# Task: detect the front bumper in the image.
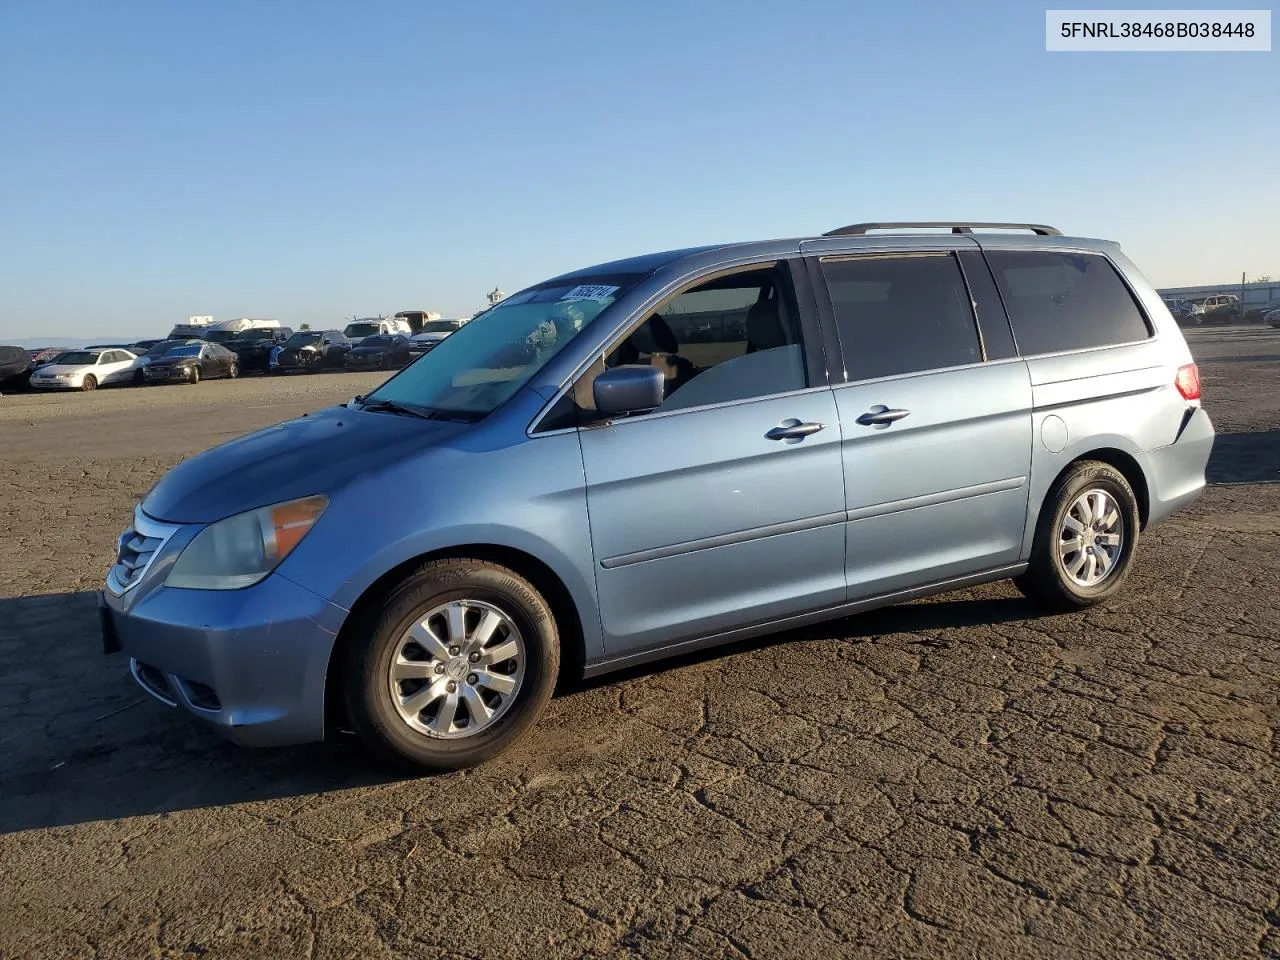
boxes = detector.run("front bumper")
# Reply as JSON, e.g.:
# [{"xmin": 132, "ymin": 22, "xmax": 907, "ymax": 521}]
[
  {"xmin": 29, "ymin": 377, "xmax": 75, "ymax": 389},
  {"xmin": 144, "ymin": 367, "xmax": 193, "ymax": 382},
  {"xmin": 102, "ymin": 572, "xmax": 348, "ymax": 746}
]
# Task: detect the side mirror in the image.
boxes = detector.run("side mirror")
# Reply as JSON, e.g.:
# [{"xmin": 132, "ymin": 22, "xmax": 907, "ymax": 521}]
[{"xmin": 594, "ymin": 365, "xmax": 664, "ymax": 415}]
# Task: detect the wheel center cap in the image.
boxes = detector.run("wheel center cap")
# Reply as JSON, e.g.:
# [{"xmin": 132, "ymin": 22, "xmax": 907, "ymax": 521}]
[{"xmin": 446, "ymin": 658, "xmax": 469, "ymax": 681}]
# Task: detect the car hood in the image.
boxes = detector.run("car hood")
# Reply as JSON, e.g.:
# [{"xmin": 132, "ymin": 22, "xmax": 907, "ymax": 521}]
[
  {"xmin": 413, "ymin": 333, "xmax": 449, "ymax": 343},
  {"xmin": 32, "ymin": 363, "xmax": 90, "ymax": 376},
  {"xmin": 148, "ymin": 356, "xmax": 198, "ymax": 367},
  {"xmin": 143, "ymin": 404, "xmax": 470, "ymax": 523}
]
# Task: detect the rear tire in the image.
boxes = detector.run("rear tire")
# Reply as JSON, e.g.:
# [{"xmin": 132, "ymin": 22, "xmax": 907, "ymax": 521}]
[
  {"xmin": 189, "ymin": 366, "xmax": 200, "ymax": 385},
  {"xmin": 81, "ymin": 375, "xmax": 97, "ymax": 392},
  {"xmin": 342, "ymin": 559, "xmax": 560, "ymax": 770},
  {"xmin": 1015, "ymin": 460, "xmax": 1139, "ymax": 612}
]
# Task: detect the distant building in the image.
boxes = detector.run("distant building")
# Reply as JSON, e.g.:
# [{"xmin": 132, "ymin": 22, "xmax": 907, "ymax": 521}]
[{"xmin": 487, "ymin": 287, "xmax": 505, "ymax": 306}]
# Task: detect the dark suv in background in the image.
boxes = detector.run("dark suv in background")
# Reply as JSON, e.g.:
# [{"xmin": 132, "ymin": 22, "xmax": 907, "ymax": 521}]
[{"xmin": 224, "ymin": 327, "xmax": 294, "ymax": 374}]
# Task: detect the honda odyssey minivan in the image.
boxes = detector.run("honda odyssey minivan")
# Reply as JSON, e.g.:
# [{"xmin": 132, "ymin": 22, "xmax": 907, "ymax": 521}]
[{"xmin": 101, "ymin": 221, "xmax": 1215, "ymax": 769}]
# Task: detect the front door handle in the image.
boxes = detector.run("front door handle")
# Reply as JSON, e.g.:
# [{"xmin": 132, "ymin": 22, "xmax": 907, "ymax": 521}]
[
  {"xmin": 856, "ymin": 406, "xmax": 911, "ymax": 428},
  {"xmin": 766, "ymin": 419, "xmax": 825, "ymax": 441}
]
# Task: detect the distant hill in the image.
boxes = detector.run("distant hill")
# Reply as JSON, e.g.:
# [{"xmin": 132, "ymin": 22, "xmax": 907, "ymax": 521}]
[{"xmin": 1, "ymin": 336, "xmax": 143, "ymax": 349}]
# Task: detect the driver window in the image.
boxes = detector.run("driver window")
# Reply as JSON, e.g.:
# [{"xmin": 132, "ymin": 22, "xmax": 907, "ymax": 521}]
[{"xmin": 577, "ymin": 265, "xmax": 808, "ymax": 416}]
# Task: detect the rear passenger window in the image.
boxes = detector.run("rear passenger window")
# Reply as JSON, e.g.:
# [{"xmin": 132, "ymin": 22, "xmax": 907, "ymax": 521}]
[
  {"xmin": 821, "ymin": 253, "xmax": 982, "ymax": 381},
  {"xmin": 984, "ymin": 250, "xmax": 1152, "ymax": 355}
]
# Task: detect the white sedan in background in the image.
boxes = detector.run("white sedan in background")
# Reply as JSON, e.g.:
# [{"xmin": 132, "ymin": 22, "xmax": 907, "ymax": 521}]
[{"xmin": 28, "ymin": 348, "xmax": 138, "ymax": 391}]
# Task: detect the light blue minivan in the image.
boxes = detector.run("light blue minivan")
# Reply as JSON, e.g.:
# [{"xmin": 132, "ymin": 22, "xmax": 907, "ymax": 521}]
[{"xmin": 101, "ymin": 222, "xmax": 1214, "ymax": 769}]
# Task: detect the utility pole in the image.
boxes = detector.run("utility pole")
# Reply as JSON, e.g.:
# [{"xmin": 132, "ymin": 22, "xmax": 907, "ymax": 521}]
[{"xmin": 1240, "ymin": 271, "xmax": 1247, "ymax": 325}]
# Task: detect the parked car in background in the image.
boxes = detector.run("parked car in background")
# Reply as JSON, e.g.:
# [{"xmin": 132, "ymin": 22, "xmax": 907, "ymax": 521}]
[
  {"xmin": 1186, "ymin": 294, "xmax": 1240, "ymax": 324},
  {"xmin": 168, "ymin": 316, "xmax": 216, "ymax": 339},
  {"xmin": 101, "ymin": 221, "xmax": 1215, "ymax": 771},
  {"xmin": 224, "ymin": 327, "xmax": 294, "ymax": 374},
  {"xmin": 394, "ymin": 310, "xmax": 441, "ymax": 334},
  {"xmin": 1265, "ymin": 305, "xmax": 1280, "ymax": 328},
  {"xmin": 0, "ymin": 345, "xmax": 35, "ymax": 393},
  {"xmin": 408, "ymin": 318, "xmax": 468, "ymax": 355},
  {"xmin": 128, "ymin": 338, "xmax": 203, "ymax": 384},
  {"xmin": 132, "ymin": 339, "xmax": 166, "ymax": 353},
  {"xmin": 28, "ymin": 347, "xmax": 64, "ymax": 367},
  {"xmin": 143, "ymin": 342, "xmax": 240, "ymax": 385},
  {"xmin": 343, "ymin": 333, "xmax": 413, "ymax": 370},
  {"xmin": 29, "ymin": 348, "xmax": 138, "ymax": 391},
  {"xmin": 343, "ymin": 318, "xmax": 412, "ymax": 344},
  {"xmin": 201, "ymin": 318, "xmax": 283, "ymax": 345},
  {"xmin": 271, "ymin": 330, "xmax": 352, "ymax": 373}
]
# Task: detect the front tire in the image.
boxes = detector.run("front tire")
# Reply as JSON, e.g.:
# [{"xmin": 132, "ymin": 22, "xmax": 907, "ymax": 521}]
[
  {"xmin": 227, "ymin": 362, "xmax": 239, "ymax": 379},
  {"xmin": 342, "ymin": 559, "xmax": 560, "ymax": 770},
  {"xmin": 189, "ymin": 366, "xmax": 200, "ymax": 385},
  {"xmin": 81, "ymin": 375, "xmax": 97, "ymax": 392},
  {"xmin": 1015, "ymin": 460, "xmax": 1139, "ymax": 612}
]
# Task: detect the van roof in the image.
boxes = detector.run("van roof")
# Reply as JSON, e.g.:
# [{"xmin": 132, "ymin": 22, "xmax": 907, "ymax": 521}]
[{"xmin": 545, "ymin": 223, "xmax": 1112, "ymax": 286}]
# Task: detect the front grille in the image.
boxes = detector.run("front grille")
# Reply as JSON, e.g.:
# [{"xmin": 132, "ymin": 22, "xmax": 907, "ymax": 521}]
[{"xmin": 107, "ymin": 505, "xmax": 179, "ymax": 595}]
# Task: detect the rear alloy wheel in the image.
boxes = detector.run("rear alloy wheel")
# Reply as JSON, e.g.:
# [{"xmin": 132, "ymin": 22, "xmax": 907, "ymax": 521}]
[
  {"xmin": 81, "ymin": 374, "xmax": 97, "ymax": 392},
  {"xmin": 1015, "ymin": 460, "xmax": 1139, "ymax": 611},
  {"xmin": 343, "ymin": 559, "xmax": 559, "ymax": 770},
  {"xmin": 227, "ymin": 362, "xmax": 239, "ymax": 379}
]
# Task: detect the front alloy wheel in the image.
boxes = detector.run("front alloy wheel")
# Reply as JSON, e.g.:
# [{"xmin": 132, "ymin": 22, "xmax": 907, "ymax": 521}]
[
  {"xmin": 344, "ymin": 558, "xmax": 559, "ymax": 769},
  {"xmin": 389, "ymin": 600, "xmax": 525, "ymax": 739}
]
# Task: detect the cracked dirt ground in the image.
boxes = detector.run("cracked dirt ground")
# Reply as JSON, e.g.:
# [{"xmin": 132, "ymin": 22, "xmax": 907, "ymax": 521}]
[{"xmin": 1, "ymin": 328, "xmax": 1277, "ymax": 959}]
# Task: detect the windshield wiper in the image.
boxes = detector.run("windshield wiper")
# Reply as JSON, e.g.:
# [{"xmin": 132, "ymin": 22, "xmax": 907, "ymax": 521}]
[{"xmin": 356, "ymin": 397, "xmax": 436, "ymax": 420}]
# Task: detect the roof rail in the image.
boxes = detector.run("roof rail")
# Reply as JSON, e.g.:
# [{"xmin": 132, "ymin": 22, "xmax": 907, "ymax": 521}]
[{"xmin": 823, "ymin": 221, "xmax": 1063, "ymax": 237}]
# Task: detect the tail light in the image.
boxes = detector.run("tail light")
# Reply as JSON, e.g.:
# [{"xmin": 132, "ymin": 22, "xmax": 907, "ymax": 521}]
[{"xmin": 1174, "ymin": 363, "xmax": 1201, "ymax": 401}]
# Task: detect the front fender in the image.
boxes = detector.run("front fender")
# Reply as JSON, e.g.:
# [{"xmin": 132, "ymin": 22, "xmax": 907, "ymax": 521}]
[{"xmin": 275, "ymin": 425, "xmax": 604, "ymax": 663}]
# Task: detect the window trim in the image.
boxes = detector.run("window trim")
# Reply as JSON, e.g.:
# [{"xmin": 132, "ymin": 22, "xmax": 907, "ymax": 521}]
[
  {"xmin": 810, "ymin": 250, "xmax": 988, "ymax": 386},
  {"xmin": 528, "ymin": 257, "xmax": 824, "ymax": 436},
  {"xmin": 978, "ymin": 247, "xmax": 1158, "ymax": 360}
]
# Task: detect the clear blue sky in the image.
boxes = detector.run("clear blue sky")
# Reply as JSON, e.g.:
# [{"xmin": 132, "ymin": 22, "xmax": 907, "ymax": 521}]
[{"xmin": 1, "ymin": 0, "xmax": 1276, "ymax": 339}]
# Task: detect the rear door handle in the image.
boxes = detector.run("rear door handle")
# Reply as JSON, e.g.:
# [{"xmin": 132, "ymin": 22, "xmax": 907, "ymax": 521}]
[
  {"xmin": 766, "ymin": 419, "xmax": 825, "ymax": 441},
  {"xmin": 856, "ymin": 406, "xmax": 911, "ymax": 427}
]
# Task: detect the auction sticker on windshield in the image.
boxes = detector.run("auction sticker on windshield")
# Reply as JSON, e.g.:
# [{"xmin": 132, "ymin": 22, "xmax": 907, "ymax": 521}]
[{"xmin": 560, "ymin": 284, "xmax": 619, "ymax": 302}]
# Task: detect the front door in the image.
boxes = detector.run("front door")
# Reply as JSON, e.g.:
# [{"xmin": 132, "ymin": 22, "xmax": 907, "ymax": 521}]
[
  {"xmin": 576, "ymin": 262, "xmax": 847, "ymax": 659},
  {"xmin": 810, "ymin": 249, "xmax": 1034, "ymax": 598}
]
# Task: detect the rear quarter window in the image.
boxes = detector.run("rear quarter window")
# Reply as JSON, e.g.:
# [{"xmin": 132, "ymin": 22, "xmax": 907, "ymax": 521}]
[{"xmin": 984, "ymin": 250, "xmax": 1153, "ymax": 355}]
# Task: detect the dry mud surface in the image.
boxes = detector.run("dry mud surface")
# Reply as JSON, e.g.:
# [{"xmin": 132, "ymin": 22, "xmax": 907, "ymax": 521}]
[{"xmin": 0, "ymin": 331, "xmax": 1277, "ymax": 959}]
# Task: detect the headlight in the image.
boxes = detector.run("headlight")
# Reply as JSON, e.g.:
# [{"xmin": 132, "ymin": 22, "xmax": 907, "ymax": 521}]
[
  {"xmin": 165, "ymin": 495, "xmax": 328, "ymax": 590},
  {"xmin": 57, "ymin": 372, "xmax": 75, "ymax": 379}
]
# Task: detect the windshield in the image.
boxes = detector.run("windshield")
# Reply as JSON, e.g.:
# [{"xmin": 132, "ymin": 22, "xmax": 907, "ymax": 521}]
[
  {"xmin": 345, "ymin": 323, "xmax": 381, "ymax": 338},
  {"xmin": 360, "ymin": 336, "xmax": 396, "ymax": 347},
  {"xmin": 232, "ymin": 328, "xmax": 275, "ymax": 342},
  {"xmin": 202, "ymin": 330, "xmax": 239, "ymax": 343},
  {"xmin": 284, "ymin": 333, "xmax": 321, "ymax": 347},
  {"xmin": 421, "ymin": 321, "xmax": 460, "ymax": 333},
  {"xmin": 56, "ymin": 351, "xmax": 100, "ymax": 365},
  {"xmin": 168, "ymin": 345, "xmax": 202, "ymax": 357},
  {"xmin": 147, "ymin": 341, "xmax": 183, "ymax": 357},
  {"xmin": 364, "ymin": 274, "xmax": 640, "ymax": 417}
]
